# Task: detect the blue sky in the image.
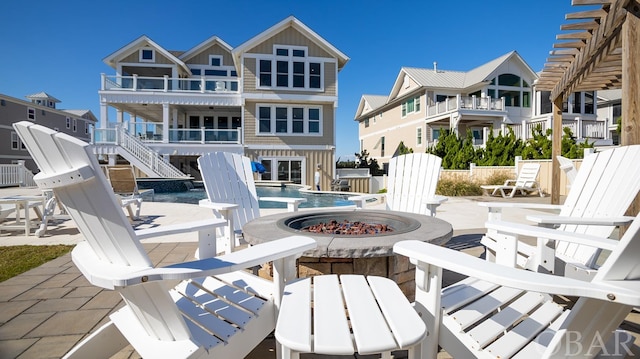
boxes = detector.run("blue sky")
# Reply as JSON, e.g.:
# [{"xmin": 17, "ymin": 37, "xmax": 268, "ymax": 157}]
[{"xmin": 0, "ymin": 0, "xmax": 578, "ymax": 160}]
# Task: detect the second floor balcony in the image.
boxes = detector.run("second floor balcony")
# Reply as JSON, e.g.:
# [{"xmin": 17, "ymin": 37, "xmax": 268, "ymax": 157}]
[
  {"xmin": 93, "ymin": 122, "xmax": 243, "ymax": 145},
  {"xmin": 100, "ymin": 74, "xmax": 239, "ymax": 94},
  {"xmin": 427, "ymin": 95, "xmax": 505, "ymax": 119}
]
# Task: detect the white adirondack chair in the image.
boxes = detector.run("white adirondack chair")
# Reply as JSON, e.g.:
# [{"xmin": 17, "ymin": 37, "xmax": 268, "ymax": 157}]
[
  {"xmin": 394, "ymin": 214, "xmax": 640, "ymax": 358},
  {"xmin": 480, "ymin": 145, "xmax": 640, "ymax": 280},
  {"xmin": 481, "ymin": 163, "xmax": 543, "ymax": 198},
  {"xmin": 350, "ymin": 153, "xmax": 447, "ymax": 216},
  {"xmin": 13, "ymin": 121, "xmax": 316, "ymax": 359},
  {"xmin": 198, "ymin": 152, "xmax": 306, "ymax": 253},
  {"xmin": 557, "ymin": 155, "xmax": 578, "ymax": 188}
]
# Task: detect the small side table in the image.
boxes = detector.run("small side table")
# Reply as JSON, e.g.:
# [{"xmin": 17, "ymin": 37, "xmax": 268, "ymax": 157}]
[
  {"xmin": 276, "ymin": 274, "xmax": 426, "ymax": 358},
  {"xmin": 0, "ymin": 195, "xmax": 44, "ymax": 236}
]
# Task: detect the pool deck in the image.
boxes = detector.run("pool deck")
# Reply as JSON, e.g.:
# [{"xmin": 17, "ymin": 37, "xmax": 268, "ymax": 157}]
[{"xmin": 0, "ymin": 186, "xmax": 638, "ymax": 358}]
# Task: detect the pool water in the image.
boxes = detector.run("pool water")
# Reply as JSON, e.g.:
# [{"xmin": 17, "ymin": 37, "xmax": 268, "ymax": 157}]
[{"xmin": 151, "ymin": 186, "xmax": 355, "ymax": 208}]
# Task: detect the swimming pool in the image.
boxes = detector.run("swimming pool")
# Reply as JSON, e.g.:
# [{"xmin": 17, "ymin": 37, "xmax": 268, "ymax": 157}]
[{"xmin": 151, "ymin": 186, "xmax": 355, "ymax": 208}]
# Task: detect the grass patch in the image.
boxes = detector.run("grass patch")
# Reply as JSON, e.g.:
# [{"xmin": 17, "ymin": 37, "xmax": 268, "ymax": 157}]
[{"xmin": 0, "ymin": 245, "xmax": 73, "ymax": 282}]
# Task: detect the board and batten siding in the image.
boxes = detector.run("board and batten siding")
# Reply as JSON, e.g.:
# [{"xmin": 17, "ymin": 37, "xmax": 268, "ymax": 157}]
[
  {"xmin": 245, "ymin": 27, "xmax": 332, "ymax": 58},
  {"xmin": 184, "ymin": 44, "xmax": 233, "ymax": 66},
  {"xmin": 243, "ymin": 102, "xmax": 334, "ymax": 146},
  {"xmin": 121, "ymin": 48, "xmax": 175, "ymax": 65},
  {"xmin": 245, "ymin": 148, "xmax": 334, "ymax": 190}
]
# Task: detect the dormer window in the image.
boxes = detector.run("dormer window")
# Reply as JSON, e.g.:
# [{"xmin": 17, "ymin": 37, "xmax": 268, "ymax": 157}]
[{"xmin": 139, "ymin": 48, "xmax": 155, "ymax": 62}]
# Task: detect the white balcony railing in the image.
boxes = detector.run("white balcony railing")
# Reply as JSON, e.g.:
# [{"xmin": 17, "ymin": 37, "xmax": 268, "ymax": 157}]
[
  {"xmin": 0, "ymin": 161, "xmax": 37, "ymax": 187},
  {"xmin": 426, "ymin": 95, "xmax": 504, "ymax": 118},
  {"xmin": 101, "ymin": 74, "xmax": 239, "ymax": 93},
  {"xmin": 509, "ymin": 116, "xmax": 607, "ymax": 141}
]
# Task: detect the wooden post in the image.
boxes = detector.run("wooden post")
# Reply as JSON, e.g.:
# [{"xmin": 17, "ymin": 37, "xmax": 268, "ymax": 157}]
[
  {"xmin": 622, "ymin": 3, "xmax": 640, "ymax": 223},
  {"xmin": 621, "ymin": 2, "xmax": 640, "ymax": 146},
  {"xmin": 551, "ymin": 95, "xmax": 563, "ymax": 204}
]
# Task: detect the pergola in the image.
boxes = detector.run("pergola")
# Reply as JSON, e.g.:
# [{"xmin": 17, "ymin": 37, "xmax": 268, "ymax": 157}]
[{"xmin": 535, "ymin": 0, "xmax": 640, "ymax": 205}]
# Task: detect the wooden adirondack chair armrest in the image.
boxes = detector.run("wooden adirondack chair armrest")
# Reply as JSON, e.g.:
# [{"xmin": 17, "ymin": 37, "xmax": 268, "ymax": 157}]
[
  {"xmin": 526, "ymin": 215, "xmax": 635, "ymax": 227},
  {"xmin": 485, "ymin": 220, "xmax": 618, "ymax": 251},
  {"xmin": 258, "ymin": 197, "xmax": 307, "ymax": 212},
  {"xmin": 393, "ymin": 240, "xmax": 640, "ymax": 306},
  {"xmin": 198, "ymin": 199, "xmax": 239, "ymax": 212},
  {"xmin": 73, "ymin": 236, "xmax": 317, "ymax": 289},
  {"xmin": 348, "ymin": 194, "xmax": 378, "ymax": 209},
  {"xmin": 135, "ymin": 218, "xmax": 226, "ymax": 240}
]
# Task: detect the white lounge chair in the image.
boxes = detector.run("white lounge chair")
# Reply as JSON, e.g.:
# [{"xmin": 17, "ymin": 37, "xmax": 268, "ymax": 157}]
[
  {"xmin": 350, "ymin": 153, "xmax": 448, "ymax": 216},
  {"xmin": 394, "ymin": 213, "xmax": 640, "ymax": 358},
  {"xmin": 198, "ymin": 152, "xmax": 306, "ymax": 253},
  {"xmin": 14, "ymin": 121, "xmax": 316, "ymax": 359},
  {"xmin": 479, "ymin": 145, "xmax": 640, "ymax": 280},
  {"xmin": 481, "ymin": 162, "xmax": 544, "ymax": 198}
]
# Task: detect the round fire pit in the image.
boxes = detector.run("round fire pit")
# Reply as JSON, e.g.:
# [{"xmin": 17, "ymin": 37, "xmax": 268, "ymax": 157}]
[
  {"xmin": 244, "ymin": 209, "xmax": 452, "ymax": 258},
  {"xmin": 242, "ymin": 209, "xmax": 453, "ymax": 299}
]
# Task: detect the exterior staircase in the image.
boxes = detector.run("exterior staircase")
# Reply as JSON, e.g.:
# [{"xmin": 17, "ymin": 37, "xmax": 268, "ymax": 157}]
[{"xmin": 92, "ymin": 124, "xmax": 188, "ymax": 178}]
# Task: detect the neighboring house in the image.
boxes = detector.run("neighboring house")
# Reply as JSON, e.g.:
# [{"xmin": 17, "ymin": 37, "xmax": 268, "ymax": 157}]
[
  {"xmin": 596, "ymin": 89, "xmax": 622, "ymax": 145},
  {"xmin": 354, "ymin": 51, "xmax": 609, "ymax": 167},
  {"xmin": 0, "ymin": 92, "xmax": 97, "ymax": 172},
  {"xmin": 95, "ymin": 16, "xmax": 349, "ymax": 189}
]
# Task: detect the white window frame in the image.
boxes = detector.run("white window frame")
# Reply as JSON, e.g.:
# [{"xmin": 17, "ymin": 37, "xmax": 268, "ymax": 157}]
[
  {"xmin": 139, "ymin": 48, "xmax": 155, "ymax": 62},
  {"xmin": 416, "ymin": 127, "xmax": 423, "ymax": 146},
  {"xmin": 209, "ymin": 55, "xmax": 223, "ymax": 67},
  {"xmin": 73, "ymin": 119, "xmax": 77, "ymax": 132},
  {"xmin": 259, "ymin": 156, "xmax": 306, "ymax": 185},
  {"xmin": 11, "ymin": 132, "xmax": 20, "ymax": 150},
  {"xmin": 256, "ymin": 104, "xmax": 323, "ymax": 136},
  {"xmin": 66, "ymin": 117, "xmax": 71, "ymax": 129},
  {"xmin": 255, "ymin": 45, "xmax": 324, "ymax": 91},
  {"xmin": 27, "ymin": 107, "xmax": 36, "ymax": 120},
  {"xmin": 401, "ymin": 96, "xmax": 420, "ymax": 118}
]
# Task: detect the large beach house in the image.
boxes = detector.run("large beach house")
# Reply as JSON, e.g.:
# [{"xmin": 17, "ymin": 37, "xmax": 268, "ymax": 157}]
[
  {"xmin": 94, "ymin": 16, "xmax": 349, "ymax": 189},
  {"xmin": 354, "ymin": 51, "xmax": 614, "ymax": 167}
]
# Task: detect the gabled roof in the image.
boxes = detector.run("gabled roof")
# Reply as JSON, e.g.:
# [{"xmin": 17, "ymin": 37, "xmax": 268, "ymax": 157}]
[
  {"xmin": 231, "ymin": 16, "xmax": 349, "ymax": 74},
  {"xmin": 63, "ymin": 109, "xmax": 98, "ymax": 122},
  {"xmin": 179, "ymin": 36, "xmax": 233, "ymax": 62},
  {"xmin": 26, "ymin": 92, "xmax": 60, "ymax": 103},
  {"xmin": 103, "ymin": 35, "xmax": 190, "ymax": 73},
  {"xmin": 387, "ymin": 51, "xmax": 538, "ymax": 102},
  {"xmin": 464, "ymin": 51, "xmax": 537, "ymax": 87},
  {"xmin": 354, "ymin": 95, "xmax": 388, "ymax": 120}
]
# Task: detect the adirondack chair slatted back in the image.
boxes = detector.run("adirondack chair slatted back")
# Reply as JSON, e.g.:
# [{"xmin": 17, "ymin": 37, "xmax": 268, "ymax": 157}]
[
  {"xmin": 514, "ymin": 163, "xmax": 540, "ymax": 187},
  {"xmin": 387, "ymin": 153, "xmax": 441, "ymax": 215},
  {"xmin": 198, "ymin": 152, "xmax": 260, "ymax": 232},
  {"xmin": 550, "ymin": 214, "xmax": 640, "ymax": 356},
  {"xmin": 555, "ymin": 145, "xmax": 640, "ymax": 267},
  {"xmin": 13, "ymin": 122, "xmax": 192, "ymax": 342},
  {"xmin": 13, "ymin": 122, "xmax": 150, "ymax": 267},
  {"xmin": 557, "ymin": 155, "xmax": 578, "ymax": 185}
]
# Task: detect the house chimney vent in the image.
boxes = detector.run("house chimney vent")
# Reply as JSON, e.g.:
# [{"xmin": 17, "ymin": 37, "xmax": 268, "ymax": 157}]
[{"xmin": 433, "ymin": 62, "xmax": 438, "ymax": 73}]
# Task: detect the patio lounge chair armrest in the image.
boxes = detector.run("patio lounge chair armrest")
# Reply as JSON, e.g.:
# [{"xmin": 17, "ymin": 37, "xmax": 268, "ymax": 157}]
[
  {"xmin": 477, "ymin": 202, "xmax": 563, "ymax": 211},
  {"xmin": 526, "ymin": 215, "xmax": 635, "ymax": 227},
  {"xmin": 393, "ymin": 240, "xmax": 640, "ymax": 306},
  {"xmin": 134, "ymin": 218, "xmax": 227, "ymax": 240},
  {"xmin": 348, "ymin": 194, "xmax": 378, "ymax": 209},
  {"xmin": 258, "ymin": 197, "xmax": 307, "ymax": 212},
  {"xmin": 485, "ymin": 220, "xmax": 618, "ymax": 251},
  {"xmin": 198, "ymin": 199, "xmax": 239, "ymax": 212},
  {"xmin": 73, "ymin": 236, "xmax": 317, "ymax": 289},
  {"xmin": 478, "ymin": 201, "xmax": 563, "ymax": 220},
  {"xmin": 423, "ymin": 195, "xmax": 448, "ymax": 205}
]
